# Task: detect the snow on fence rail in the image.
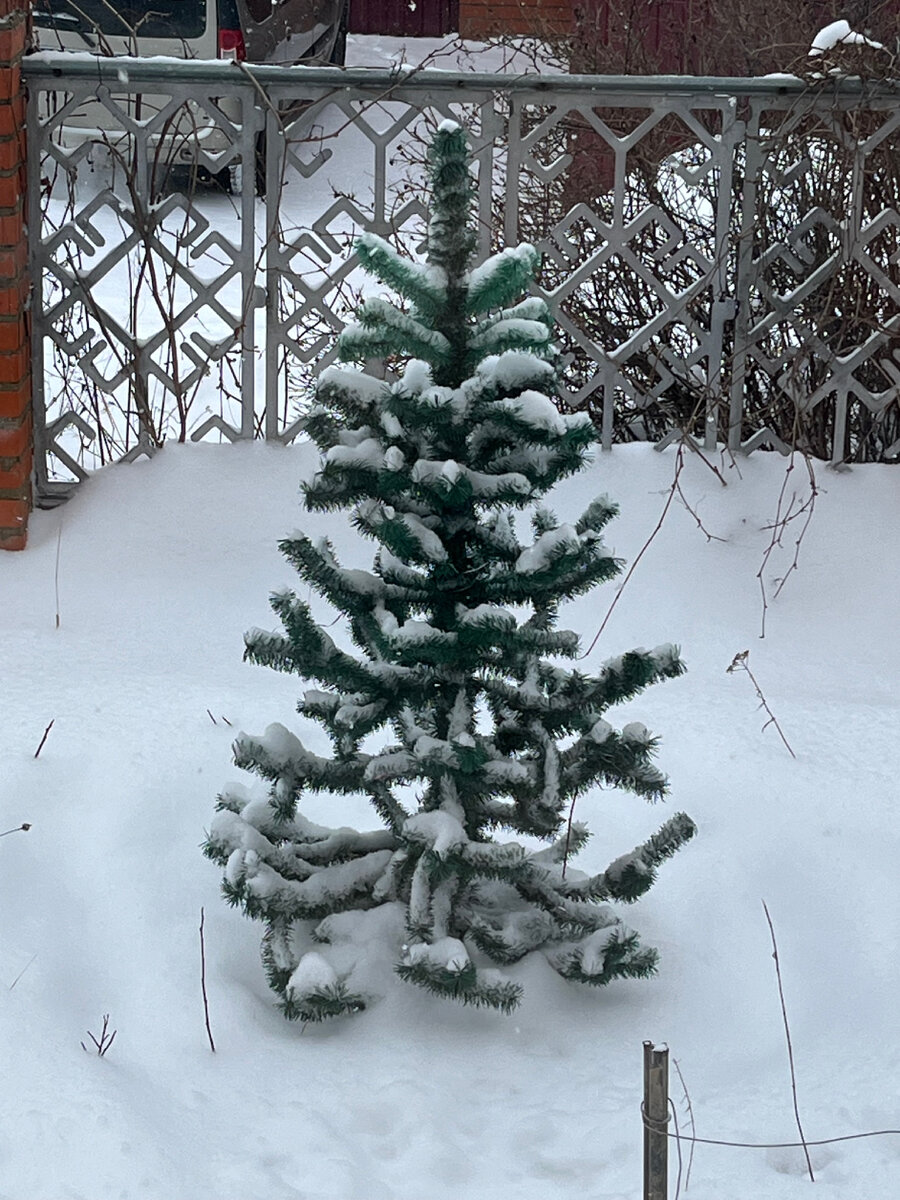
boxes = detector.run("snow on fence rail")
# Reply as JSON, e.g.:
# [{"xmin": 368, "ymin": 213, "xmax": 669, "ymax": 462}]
[{"xmin": 24, "ymin": 56, "xmax": 900, "ymax": 502}]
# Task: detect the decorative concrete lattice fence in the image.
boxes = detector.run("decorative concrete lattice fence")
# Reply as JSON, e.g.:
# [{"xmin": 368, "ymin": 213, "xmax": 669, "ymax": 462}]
[{"xmin": 7, "ymin": 39, "xmax": 900, "ymax": 547}]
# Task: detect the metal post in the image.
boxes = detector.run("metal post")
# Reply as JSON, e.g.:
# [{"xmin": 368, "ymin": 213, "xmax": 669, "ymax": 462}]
[{"xmin": 643, "ymin": 1041, "xmax": 669, "ymax": 1200}]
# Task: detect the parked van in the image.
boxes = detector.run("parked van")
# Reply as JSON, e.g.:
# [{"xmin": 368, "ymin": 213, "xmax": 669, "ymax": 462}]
[
  {"xmin": 32, "ymin": 1, "xmax": 348, "ymax": 189},
  {"xmin": 32, "ymin": 0, "xmax": 348, "ymax": 67}
]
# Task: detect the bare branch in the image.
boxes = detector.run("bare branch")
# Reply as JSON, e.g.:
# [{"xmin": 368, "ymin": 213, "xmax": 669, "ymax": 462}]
[
  {"xmin": 200, "ymin": 908, "xmax": 216, "ymax": 1053},
  {"xmin": 34, "ymin": 720, "xmax": 55, "ymax": 759},
  {"xmin": 762, "ymin": 900, "xmax": 815, "ymax": 1183},
  {"xmin": 726, "ymin": 650, "xmax": 796, "ymax": 758},
  {"xmin": 81, "ymin": 1013, "xmax": 117, "ymax": 1057}
]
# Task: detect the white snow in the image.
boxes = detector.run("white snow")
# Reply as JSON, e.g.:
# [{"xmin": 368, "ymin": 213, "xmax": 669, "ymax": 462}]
[
  {"xmin": 809, "ymin": 19, "xmax": 885, "ymax": 56},
  {"xmin": 398, "ymin": 512, "xmax": 448, "ymax": 561},
  {"xmin": 621, "ymin": 721, "xmax": 652, "ymax": 746},
  {"xmin": 515, "ymin": 522, "xmax": 581, "ymax": 573},
  {"xmin": 324, "ymin": 436, "xmax": 386, "ymax": 470},
  {"xmin": 286, "ymin": 850, "xmax": 395, "ymax": 907},
  {"xmin": 578, "ymin": 927, "xmax": 619, "ymax": 976},
  {"xmin": 393, "ymin": 618, "xmax": 456, "ymax": 648},
  {"xmin": 468, "ymin": 244, "xmax": 538, "ymax": 292},
  {"xmin": 411, "ymin": 457, "xmax": 532, "ymax": 498},
  {"xmin": 412, "ymin": 735, "xmax": 458, "ymax": 766},
  {"xmin": 333, "ymin": 698, "xmax": 383, "ymax": 727},
  {"xmin": 589, "ymin": 717, "xmax": 614, "ymax": 743},
  {"xmin": 456, "ymin": 602, "xmax": 516, "ymax": 628},
  {"xmin": 411, "ymin": 457, "xmax": 463, "ymax": 485},
  {"xmin": 286, "ymin": 951, "xmax": 338, "ymax": 997},
  {"xmin": 405, "ymin": 937, "xmax": 471, "ymax": 973},
  {"xmin": 397, "ymin": 358, "xmax": 433, "ymax": 394},
  {"xmin": 363, "ymin": 749, "xmax": 417, "ymax": 782},
  {"xmin": 4, "ymin": 440, "xmax": 900, "ymax": 1196},
  {"xmin": 470, "ymin": 315, "xmax": 552, "ymax": 350},
  {"xmin": 496, "ymin": 388, "xmax": 593, "ymax": 435},
  {"xmin": 476, "ymin": 349, "xmax": 557, "ymax": 391},
  {"xmin": 403, "ymin": 811, "xmax": 467, "ymax": 856},
  {"xmin": 317, "ymin": 364, "xmax": 387, "ymax": 404},
  {"xmin": 482, "ymin": 758, "xmax": 530, "ymax": 784}
]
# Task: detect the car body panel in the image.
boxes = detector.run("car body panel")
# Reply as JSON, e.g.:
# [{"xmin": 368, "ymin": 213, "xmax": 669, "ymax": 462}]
[{"xmin": 32, "ymin": 1, "xmax": 346, "ymax": 172}]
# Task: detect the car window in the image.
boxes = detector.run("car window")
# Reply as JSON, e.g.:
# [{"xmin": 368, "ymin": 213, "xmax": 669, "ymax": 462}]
[
  {"xmin": 244, "ymin": 0, "xmax": 272, "ymax": 20},
  {"xmin": 33, "ymin": 1, "xmax": 208, "ymax": 40}
]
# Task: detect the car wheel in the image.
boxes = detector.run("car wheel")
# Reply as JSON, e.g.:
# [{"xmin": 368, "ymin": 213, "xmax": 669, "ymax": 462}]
[
  {"xmin": 217, "ymin": 135, "xmax": 266, "ymax": 198},
  {"xmin": 330, "ymin": 2, "xmax": 349, "ymax": 67}
]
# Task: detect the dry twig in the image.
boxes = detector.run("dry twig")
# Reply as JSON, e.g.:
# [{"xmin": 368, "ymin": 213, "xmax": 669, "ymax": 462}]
[
  {"xmin": 762, "ymin": 900, "xmax": 814, "ymax": 1183},
  {"xmin": 0, "ymin": 823, "xmax": 31, "ymax": 838},
  {"xmin": 34, "ymin": 720, "xmax": 55, "ymax": 759},
  {"xmin": 81, "ymin": 1013, "xmax": 117, "ymax": 1057},
  {"xmin": 757, "ymin": 454, "xmax": 818, "ymax": 638},
  {"xmin": 8, "ymin": 953, "xmax": 37, "ymax": 991},
  {"xmin": 200, "ymin": 907, "xmax": 216, "ymax": 1052},
  {"xmin": 672, "ymin": 1056, "xmax": 697, "ymax": 1190},
  {"xmin": 54, "ymin": 522, "xmax": 62, "ymax": 629},
  {"xmin": 582, "ymin": 443, "xmax": 686, "ymax": 657},
  {"xmin": 726, "ymin": 651, "xmax": 796, "ymax": 759},
  {"xmin": 561, "ymin": 797, "xmax": 577, "ymax": 880}
]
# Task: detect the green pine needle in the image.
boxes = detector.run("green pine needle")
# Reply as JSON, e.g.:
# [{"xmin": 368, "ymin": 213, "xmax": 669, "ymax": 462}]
[{"xmin": 396, "ymin": 959, "xmax": 522, "ymax": 1014}]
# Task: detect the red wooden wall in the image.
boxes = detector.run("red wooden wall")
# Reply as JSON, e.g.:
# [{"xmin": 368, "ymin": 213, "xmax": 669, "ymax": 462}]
[
  {"xmin": 459, "ymin": 1, "xmax": 571, "ymax": 39},
  {"xmin": 348, "ymin": 0, "xmax": 459, "ymax": 37}
]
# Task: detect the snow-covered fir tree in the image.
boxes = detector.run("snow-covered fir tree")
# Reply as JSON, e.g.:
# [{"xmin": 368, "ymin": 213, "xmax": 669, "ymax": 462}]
[{"xmin": 205, "ymin": 122, "xmax": 695, "ymax": 1022}]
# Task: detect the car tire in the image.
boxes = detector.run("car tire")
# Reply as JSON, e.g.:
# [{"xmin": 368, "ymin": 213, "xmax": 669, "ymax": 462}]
[
  {"xmin": 217, "ymin": 133, "xmax": 266, "ymax": 198},
  {"xmin": 330, "ymin": 2, "xmax": 349, "ymax": 67}
]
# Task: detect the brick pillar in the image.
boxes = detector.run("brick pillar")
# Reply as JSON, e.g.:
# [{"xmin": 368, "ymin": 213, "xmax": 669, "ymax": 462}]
[{"xmin": 0, "ymin": 0, "xmax": 29, "ymax": 551}]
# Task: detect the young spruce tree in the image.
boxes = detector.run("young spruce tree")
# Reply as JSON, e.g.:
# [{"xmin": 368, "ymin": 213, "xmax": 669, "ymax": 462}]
[{"xmin": 205, "ymin": 122, "xmax": 695, "ymax": 1022}]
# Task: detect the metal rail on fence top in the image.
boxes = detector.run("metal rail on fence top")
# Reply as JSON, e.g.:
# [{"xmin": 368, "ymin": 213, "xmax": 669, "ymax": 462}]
[{"xmin": 23, "ymin": 51, "xmax": 900, "ymax": 100}]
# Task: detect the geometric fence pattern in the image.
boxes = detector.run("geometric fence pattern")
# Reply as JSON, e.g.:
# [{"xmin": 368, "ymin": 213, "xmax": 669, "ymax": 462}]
[{"xmin": 25, "ymin": 55, "xmax": 900, "ymax": 499}]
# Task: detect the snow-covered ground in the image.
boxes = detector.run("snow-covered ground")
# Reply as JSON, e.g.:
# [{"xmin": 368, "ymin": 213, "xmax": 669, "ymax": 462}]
[{"xmin": 3, "ymin": 437, "xmax": 899, "ymax": 1199}]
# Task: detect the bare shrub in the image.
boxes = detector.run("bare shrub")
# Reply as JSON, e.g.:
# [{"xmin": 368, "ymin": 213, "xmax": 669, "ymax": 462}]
[{"xmin": 483, "ymin": 1, "xmax": 900, "ymax": 463}]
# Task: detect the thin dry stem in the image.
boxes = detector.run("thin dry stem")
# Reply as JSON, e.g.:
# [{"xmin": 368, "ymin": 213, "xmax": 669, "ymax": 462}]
[
  {"xmin": 54, "ymin": 522, "xmax": 62, "ymax": 629},
  {"xmin": 34, "ymin": 720, "xmax": 55, "ymax": 759},
  {"xmin": 726, "ymin": 651, "xmax": 796, "ymax": 758},
  {"xmin": 674, "ymin": 472, "xmax": 728, "ymax": 544},
  {"xmin": 757, "ymin": 454, "xmax": 818, "ymax": 638},
  {"xmin": 81, "ymin": 1013, "xmax": 117, "ymax": 1057},
  {"xmin": 200, "ymin": 907, "xmax": 216, "ymax": 1052},
  {"xmin": 668, "ymin": 1096, "xmax": 685, "ymax": 1200},
  {"xmin": 582, "ymin": 443, "xmax": 685, "ymax": 657},
  {"xmin": 762, "ymin": 900, "xmax": 815, "ymax": 1183},
  {"xmin": 8, "ymin": 953, "xmax": 37, "ymax": 991},
  {"xmin": 560, "ymin": 797, "xmax": 577, "ymax": 880},
  {"xmin": 0, "ymin": 823, "xmax": 32, "ymax": 838},
  {"xmin": 672, "ymin": 1057, "xmax": 697, "ymax": 1190}
]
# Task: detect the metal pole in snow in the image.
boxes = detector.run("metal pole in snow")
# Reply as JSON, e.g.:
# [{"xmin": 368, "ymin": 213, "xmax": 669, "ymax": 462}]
[{"xmin": 643, "ymin": 1041, "xmax": 669, "ymax": 1200}]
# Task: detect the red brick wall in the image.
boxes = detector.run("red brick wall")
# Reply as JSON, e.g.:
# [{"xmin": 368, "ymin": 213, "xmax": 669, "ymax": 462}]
[
  {"xmin": 0, "ymin": 0, "xmax": 29, "ymax": 550},
  {"xmin": 459, "ymin": 0, "xmax": 573, "ymax": 40}
]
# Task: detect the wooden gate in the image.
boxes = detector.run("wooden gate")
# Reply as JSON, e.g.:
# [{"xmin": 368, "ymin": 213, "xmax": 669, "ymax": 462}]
[{"xmin": 348, "ymin": 0, "xmax": 459, "ymax": 37}]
